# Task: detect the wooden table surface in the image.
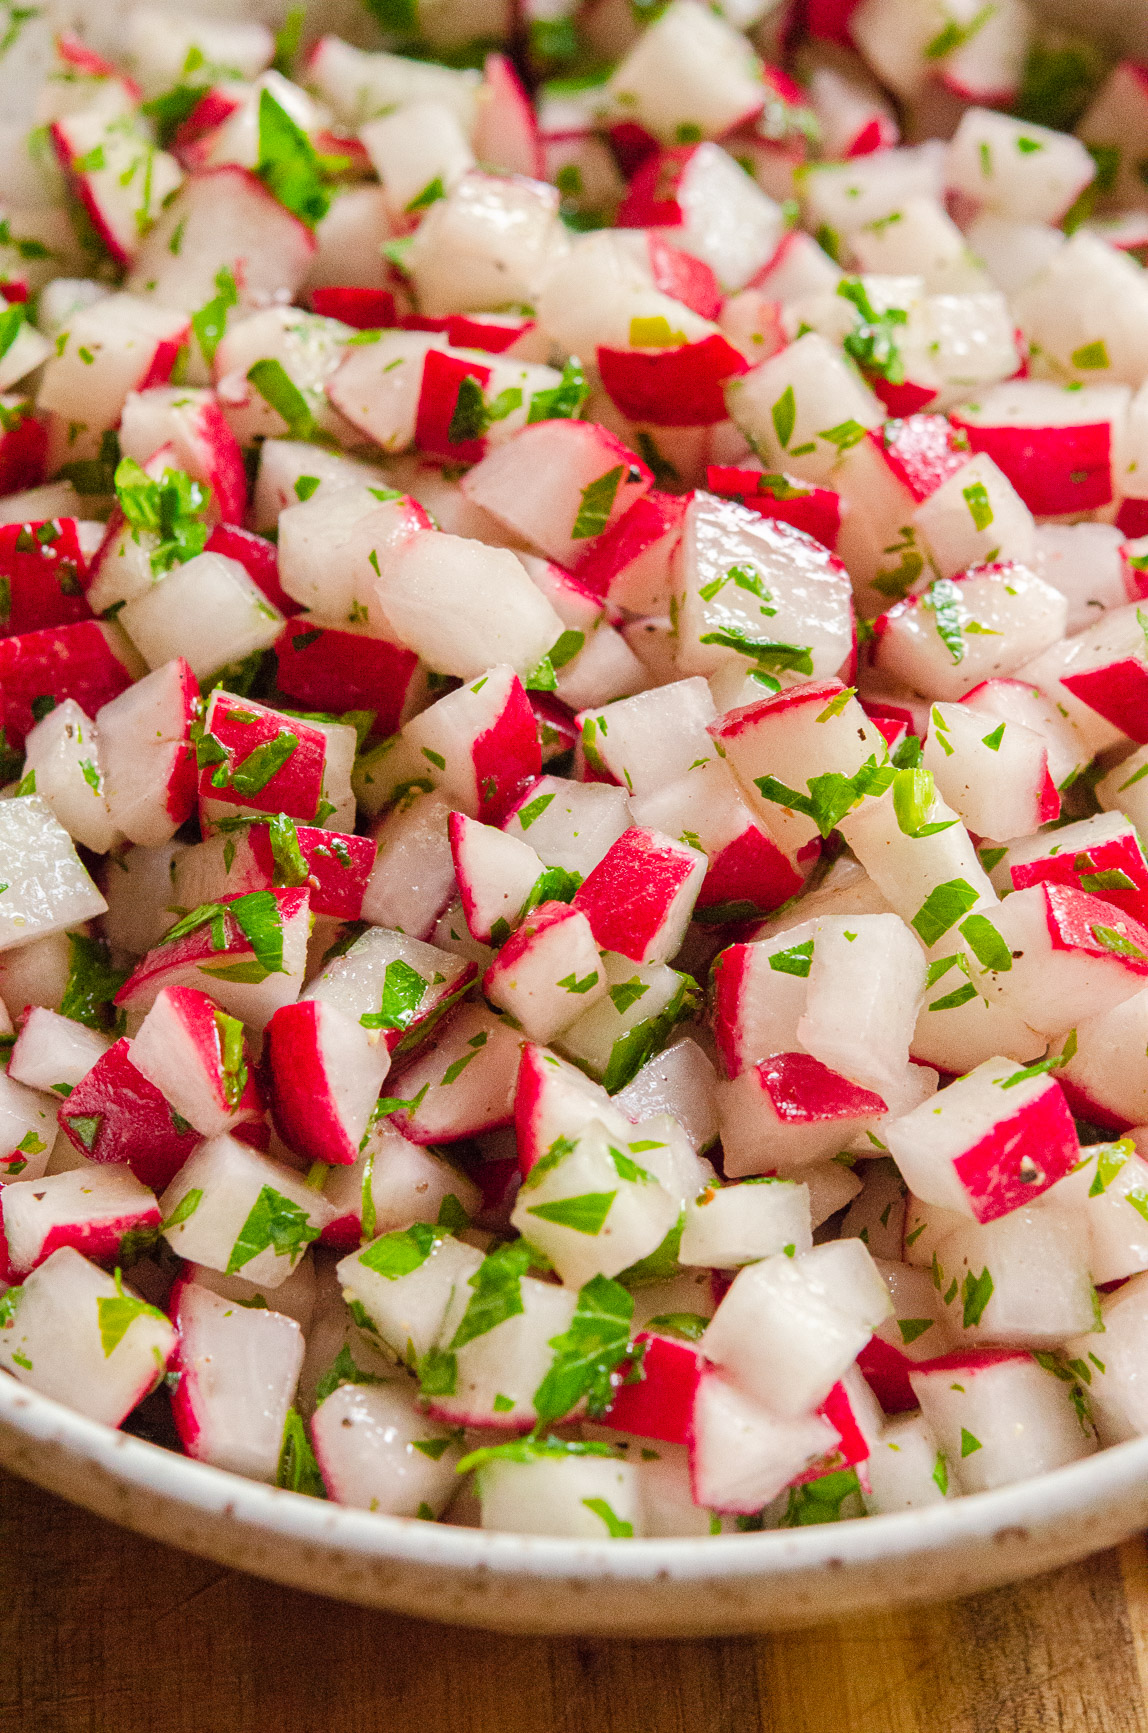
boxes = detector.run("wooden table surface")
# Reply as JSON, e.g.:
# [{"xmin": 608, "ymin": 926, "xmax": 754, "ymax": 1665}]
[{"xmin": 5, "ymin": 1467, "xmax": 1148, "ymax": 1733}]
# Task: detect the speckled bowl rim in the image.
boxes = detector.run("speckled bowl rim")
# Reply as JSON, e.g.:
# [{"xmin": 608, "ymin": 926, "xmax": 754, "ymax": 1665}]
[{"xmin": 5, "ymin": 1371, "xmax": 1148, "ymax": 1634}]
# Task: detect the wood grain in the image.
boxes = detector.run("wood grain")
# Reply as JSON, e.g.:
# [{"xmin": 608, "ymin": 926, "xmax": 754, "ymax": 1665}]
[{"xmin": 3, "ymin": 1467, "xmax": 1147, "ymax": 1733}]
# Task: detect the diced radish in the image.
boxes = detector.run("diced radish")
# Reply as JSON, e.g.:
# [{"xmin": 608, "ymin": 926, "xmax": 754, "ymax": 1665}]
[
  {"xmin": 945, "ymin": 109, "xmax": 1096, "ymax": 227},
  {"xmin": 473, "ymin": 1450, "xmax": 644, "ymax": 1538},
  {"xmin": 119, "ymin": 549, "xmax": 284, "ymax": 684},
  {"xmin": 674, "ymin": 489, "xmax": 854, "ymax": 686},
  {"xmin": 387, "ymin": 1003, "xmax": 523, "ymax": 1144},
  {"xmin": 313, "ymin": 1380, "xmax": 462, "ymax": 1515},
  {"xmin": 116, "ymin": 886, "xmax": 311, "ymax": 1033},
  {"xmin": 1, "ymin": 1164, "xmax": 159, "ymax": 1278},
  {"xmin": 700, "ymin": 1240, "xmax": 891, "ymax": 1417},
  {"xmin": 950, "ymin": 382, "xmax": 1129, "ymax": 519},
  {"xmin": 51, "ymin": 111, "xmax": 182, "ymax": 269},
  {"xmin": 359, "ymin": 792, "xmax": 458, "ymax": 937},
  {"xmin": 336, "ymin": 1228, "xmax": 484, "ymax": 1363},
  {"xmin": 0, "ymin": 792, "xmax": 107, "ymax": 950},
  {"xmin": 0, "ymin": 621, "xmax": 140, "ymax": 751},
  {"xmin": 0, "ymin": 1247, "xmax": 175, "ymax": 1426},
  {"xmin": 571, "ymin": 826, "xmax": 705, "ymax": 965},
  {"xmin": 718, "ymin": 1052, "xmax": 888, "ymax": 1176},
  {"xmin": 972, "ymin": 882, "xmax": 1148, "ymax": 1036},
  {"xmin": 96, "ymin": 657, "xmax": 198, "ymax": 847},
  {"xmin": 509, "ymin": 1115, "xmax": 679, "ymax": 1288},
  {"xmin": 931, "ymin": 1203, "xmax": 1096, "ymax": 1347},
  {"xmin": 871, "ymin": 562, "xmax": 1065, "ymax": 702},
  {"xmin": 404, "ymin": 171, "xmax": 567, "ymax": 319},
  {"xmin": 56, "ymin": 1037, "xmax": 203, "ymax": 1189},
  {"xmin": 321, "ymin": 1120, "xmax": 481, "ymax": 1248},
  {"xmin": 129, "ymin": 985, "xmax": 267, "ymax": 1139},
  {"xmin": 38, "ymin": 296, "xmax": 190, "ymax": 439},
  {"xmin": 689, "ymin": 1369, "xmax": 839, "ymax": 1513},
  {"xmin": 726, "ymin": 331, "xmax": 884, "ymax": 486},
  {"xmin": 8, "ymin": 1007, "xmax": 108, "ymax": 1097},
  {"xmin": 484, "ymin": 901, "xmax": 606, "ymax": 1043},
  {"xmin": 910, "ymin": 1350, "xmax": 1094, "ymax": 1492},
  {"xmin": 885, "ymin": 1055, "xmax": 1080, "ymax": 1223},
  {"xmin": 265, "ymin": 998, "xmax": 391, "ymax": 1168},
  {"xmin": 160, "ymin": 1132, "xmax": 335, "ymax": 1287},
  {"xmin": 119, "ymin": 388, "xmax": 246, "ymax": 526},
  {"xmin": 172, "ymin": 1281, "xmax": 303, "ymax": 1481}
]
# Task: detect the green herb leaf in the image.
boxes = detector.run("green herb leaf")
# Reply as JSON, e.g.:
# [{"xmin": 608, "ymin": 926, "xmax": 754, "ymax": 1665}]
[
  {"xmin": 314, "ymin": 1342, "xmax": 389, "ymax": 1405},
  {"xmin": 190, "ymin": 264, "xmax": 238, "ymax": 366},
  {"xmin": 754, "ymin": 755, "xmax": 894, "ymax": 839},
  {"xmin": 958, "ymin": 912, "xmax": 1012, "ymax": 972},
  {"xmin": 225, "ymin": 1185, "xmax": 321, "ymax": 1276},
  {"xmin": 532, "ymin": 1273, "xmax": 635, "ymax": 1424},
  {"xmin": 359, "ymin": 1221, "xmax": 441, "ymax": 1280},
  {"xmin": 572, "ymin": 465, "xmax": 623, "ymax": 540},
  {"xmin": 114, "ymin": 456, "xmax": 211, "ymax": 575},
  {"xmin": 359, "ymin": 958, "xmax": 427, "ymax": 1031},
  {"xmin": 961, "ymin": 1265, "xmax": 994, "ymax": 1328},
  {"xmin": 582, "ymin": 1496, "xmax": 633, "ymax": 1538},
  {"xmin": 256, "ymin": 87, "xmax": 332, "ymax": 228},
  {"xmin": 921, "ymin": 577, "xmax": 965, "ymax": 664},
  {"xmin": 911, "ymin": 878, "xmax": 980, "ymax": 947},
  {"xmin": 246, "ymin": 358, "xmax": 317, "ymax": 440},
  {"xmin": 277, "ymin": 1406, "xmax": 325, "ymax": 1496},
  {"xmin": 456, "ymin": 1435, "xmax": 619, "ymax": 1475},
  {"xmin": 449, "ymin": 1237, "xmax": 533, "ymax": 1350},
  {"xmin": 527, "ymin": 357, "xmax": 588, "ymax": 424},
  {"xmin": 526, "ymin": 1190, "xmax": 616, "ymax": 1235},
  {"xmin": 96, "ymin": 1267, "xmax": 167, "ymax": 1357},
  {"xmin": 60, "ymin": 932, "xmax": 126, "ymax": 1034},
  {"xmin": 771, "ymin": 384, "xmax": 795, "ymax": 449}
]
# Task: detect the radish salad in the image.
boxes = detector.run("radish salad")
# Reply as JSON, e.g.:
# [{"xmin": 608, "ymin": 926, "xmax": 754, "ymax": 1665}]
[{"xmin": 2, "ymin": 0, "xmax": 1148, "ymax": 1542}]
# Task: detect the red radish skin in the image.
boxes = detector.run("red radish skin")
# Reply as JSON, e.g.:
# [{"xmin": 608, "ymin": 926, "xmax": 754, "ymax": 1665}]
[
  {"xmin": 647, "ymin": 233, "xmax": 723, "ymax": 321},
  {"xmin": 32, "ymin": 1207, "xmax": 162, "ymax": 1274},
  {"xmin": 415, "ymin": 348, "xmax": 492, "ymax": 464},
  {"xmin": 401, "ymin": 313, "xmax": 538, "ymax": 353},
  {"xmin": 205, "ymin": 523, "xmax": 298, "ymax": 617},
  {"xmin": 1060, "ymin": 658, "xmax": 1148, "ymax": 744},
  {"xmin": 198, "ymin": 696, "xmax": 329, "ymax": 823},
  {"xmin": 0, "ymin": 519, "xmax": 92, "ymax": 634},
  {"xmin": 857, "ymin": 1335, "xmax": 920, "ymax": 1414},
  {"xmin": 875, "ymin": 415, "xmax": 974, "ymax": 502},
  {"xmin": 596, "ymin": 334, "xmax": 749, "ymax": 427},
  {"xmin": 792, "ymin": 1380, "xmax": 870, "ymax": 1482},
  {"xmin": 1042, "ymin": 882, "xmax": 1148, "ymax": 973},
  {"xmin": 0, "ymin": 622, "xmax": 137, "ymax": 748},
  {"xmin": 573, "ymin": 827, "xmax": 704, "ymax": 962},
  {"xmin": 0, "ymin": 410, "xmax": 47, "ymax": 495},
  {"xmin": 471, "ymin": 675, "xmax": 543, "ymax": 825},
  {"xmin": 754, "ymin": 1052, "xmax": 888, "ymax": 1123},
  {"xmin": 952, "ymin": 1080, "xmax": 1080, "ymax": 1224},
  {"xmin": 705, "ymin": 467, "xmax": 841, "ymax": 549},
  {"xmin": 572, "ymin": 492, "xmax": 686, "ymax": 602},
  {"xmin": 694, "ymin": 822, "xmax": 805, "ymax": 918},
  {"xmin": 57, "ymin": 1039, "xmax": 204, "ymax": 1188},
  {"xmin": 1010, "ymin": 830, "xmax": 1148, "ymax": 925},
  {"xmin": 950, "ymin": 413, "xmax": 1116, "ymax": 516},
  {"xmin": 172, "ymin": 88, "xmax": 243, "ymax": 158},
  {"xmin": 600, "ymin": 1331, "xmax": 706, "ymax": 1446},
  {"xmin": 273, "ymin": 622, "xmax": 420, "ymax": 737},
  {"xmin": 311, "ymin": 287, "xmax": 398, "ymax": 329},
  {"xmin": 244, "ymin": 823, "xmax": 376, "ymax": 921},
  {"xmin": 266, "ymin": 999, "xmax": 375, "ymax": 1166}
]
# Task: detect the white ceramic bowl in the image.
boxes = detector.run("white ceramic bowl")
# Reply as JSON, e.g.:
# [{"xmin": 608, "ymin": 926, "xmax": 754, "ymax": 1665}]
[
  {"xmin": 6, "ymin": 1371, "xmax": 1148, "ymax": 1635},
  {"xmin": 5, "ymin": 0, "xmax": 1148, "ymax": 1641}
]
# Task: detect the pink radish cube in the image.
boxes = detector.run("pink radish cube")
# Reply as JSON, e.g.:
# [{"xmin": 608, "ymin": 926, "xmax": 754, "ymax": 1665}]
[
  {"xmin": 117, "ymin": 886, "xmax": 310, "ymax": 1032},
  {"xmin": 1, "ymin": 1165, "xmax": 160, "ymax": 1278},
  {"xmin": 96, "ymin": 656, "xmax": 199, "ymax": 848},
  {"xmin": 402, "ymin": 665, "xmax": 542, "ymax": 825},
  {"xmin": 909, "ymin": 1349, "xmax": 1094, "ymax": 1493},
  {"xmin": 718, "ymin": 1052, "xmax": 888, "ymax": 1177},
  {"xmin": 572, "ymin": 827, "xmax": 706, "ymax": 965},
  {"xmin": 461, "ymin": 420, "xmax": 652, "ymax": 569},
  {"xmin": 689, "ymin": 1369, "xmax": 840, "ymax": 1513},
  {"xmin": 950, "ymin": 381, "xmax": 1129, "ymax": 517},
  {"xmin": 0, "ymin": 1247, "xmax": 176, "ymax": 1426},
  {"xmin": 484, "ymin": 902, "xmax": 606, "ymax": 1043},
  {"xmin": 160, "ymin": 1133, "xmax": 335, "ymax": 1288},
  {"xmin": 57, "ymin": 1037, "xmax": 204, "ymax": 1188},
  {"xmin": 130, "ymin": 985, "xmax": 267, "ymax": 1140},
  {"xmin": 265, "ymin": 998, "xmax": 391, "ymax": 1168},
  {"xmin": 387, "ymin": 1005, "xmax": 524, "ymax": 1145},
  {"xmin": 600, "ymin": 1329, "xmax": 706, "ymax": 1446},
  {"xmin": 197, "ymin": 690, "xmax": 328, "ymax": 825},
  {"xmin": 885, "ymin": 1055, "xmax": 1079, "ymax": 1223},
  {"xmin": 0, "ymin": 621, "xmax": 139, "ymax": 751},
  {"xmin": 273, "ymin": 621, "xmax": 421, "ymax": 738},
  {"xmin": 312, "ymin": 1381, "xmax": 462, "ymax": 1516},
  {"xmin": 302, "ymin": 924, "xmax": 475, "ymax": 1059},
  {"xmin": 172, "ymin": 1281, "xmax": 304, "ymax": 1481},
  {"xmin": 975, "ymin": 882, "xmax": 1148, "ymax": 1035},
  {"xmin": 700, "ymin": 1239, "xmax": 892, "ymax": 1418}
]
